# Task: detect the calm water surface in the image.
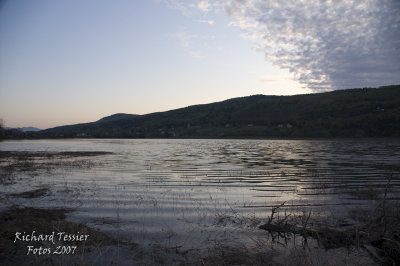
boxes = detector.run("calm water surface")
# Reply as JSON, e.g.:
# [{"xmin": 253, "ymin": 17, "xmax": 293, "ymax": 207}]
[{"xmin": 1, "ymin": 139, "xmax": 399, "ymax": 250}]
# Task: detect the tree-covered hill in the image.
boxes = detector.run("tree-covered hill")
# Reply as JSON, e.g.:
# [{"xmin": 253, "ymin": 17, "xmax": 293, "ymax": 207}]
[{"xmin": 37, "ymin": 85, "xmax": 400, "ymax": 138}]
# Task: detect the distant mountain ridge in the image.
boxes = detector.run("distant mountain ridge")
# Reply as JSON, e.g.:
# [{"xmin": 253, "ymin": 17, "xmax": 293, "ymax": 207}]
[
  {"xmin": 41, "ymin": 85, "xmax": 400, "ymax": 138},
  {"xmin": 5, "ymin": 127, "xmax": 41, "ymax": 132}
]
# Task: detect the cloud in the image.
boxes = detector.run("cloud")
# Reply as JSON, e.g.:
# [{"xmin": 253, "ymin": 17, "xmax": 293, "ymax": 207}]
[
  {"xmin": 162, "ymin": 0, "xmax": 196, "ymax": 16},
  {"xmin": 162, "ymin": 0, "xmax": 400, "ymax": 90},
  {"xmin": 199, "ymin": 19, "xmax": 215, "ymax": 25},
  {"xmin": 260, "ymin": 72, "xmax": 292, "ymax": 83},
  {"xmin": 172, "ymin": 32, "xmax": 194, "ymax": 48},
  {"xmin": 198, "ymin": 0, "xmax": 211, "ymax": 12},
  {"xmin": 161, "ymin": 0, "xmax": 222, "ymax": 15},
  {"xmin": 224, "ymin": 0, "xmax": 400, "ymax": 91},
  {"xmin": 171, "ymin": 32, "xmax": 205, "ymax": 59}
]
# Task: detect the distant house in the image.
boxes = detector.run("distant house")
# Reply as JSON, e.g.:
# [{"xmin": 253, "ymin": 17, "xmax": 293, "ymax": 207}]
[
  {"xmin": 168, "ymin": 128, "xmax": 176, "ymax": 137},
  {"xmin": 277, "ymin": 123, "xmax": 293, "ymax": 128}
]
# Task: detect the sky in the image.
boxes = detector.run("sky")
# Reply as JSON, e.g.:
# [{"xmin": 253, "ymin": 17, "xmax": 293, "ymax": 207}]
[{"xmin": 0, "ymin": 0, "xmax": 399, "ymax": 129}]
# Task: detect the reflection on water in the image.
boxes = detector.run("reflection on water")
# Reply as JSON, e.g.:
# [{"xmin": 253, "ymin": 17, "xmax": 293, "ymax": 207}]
[{"xmin": 1, "ymin": 139, "xmax": 399, "ymax": 250}]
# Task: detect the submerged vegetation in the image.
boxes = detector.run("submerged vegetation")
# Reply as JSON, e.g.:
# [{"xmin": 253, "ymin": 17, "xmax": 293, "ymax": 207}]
[
  {"xmin": 2, "ymin": 189, "xmax": 396, "ymax": 265},
  {"xmin": 259, "ymin": 198, "xmax": 400, "ymax": 265},
  {"xmin": 0, "ymin": 140, "xmax": 399, "ymax": 265},
  {"xmin": 0, "ymin": 151, "xmax": 112, "ymax": 184}
]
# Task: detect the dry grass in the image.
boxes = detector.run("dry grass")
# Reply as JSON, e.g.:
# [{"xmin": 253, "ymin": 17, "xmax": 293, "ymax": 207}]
[
  {"xmin": 198, "ymin": 243, "xmax": 278, "ymax": 266},
  {"xmin": 259, "ymin": 195, "xmax": 400, "ymax": 265}
]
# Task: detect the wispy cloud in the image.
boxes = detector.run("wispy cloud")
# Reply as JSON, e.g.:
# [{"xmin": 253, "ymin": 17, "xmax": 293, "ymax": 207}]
[
  {"xmin": 260, "ymin": 72, "xmax": 293, "ymax": 84},
  {"xmin": 161, "ymin": 0, "xmax": 223, "ymax": 16},
  {"xmin": 199, "ymin": 19, "xmax": 215, "ymax": 25},
  {"xmin": 224, "ymin": 0, "xmax": 400, "ymax": 91},
  {"xmin": 198, "ymin": 0, "xmax": 211, "ymax": 12},
  {"xmin": 161, "ymin": 0, "xmax": 196, "ymax": 16},
  {"xmin": 171, "ymin": 32, "xmax": 205, "ymax": 59},
  {"xmin": 171, "ymin": 32, "xmax": 195, "ymax": 48}
]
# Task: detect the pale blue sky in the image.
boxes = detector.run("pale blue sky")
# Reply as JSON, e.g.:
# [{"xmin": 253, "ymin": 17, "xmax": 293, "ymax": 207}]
[
  {"xmin": 1, "ymin": 0, "xmax": 399, "ymax": 129},
  {"xmin": 0, "ymin": 0, "xmax": 305, "ymax": 128}
]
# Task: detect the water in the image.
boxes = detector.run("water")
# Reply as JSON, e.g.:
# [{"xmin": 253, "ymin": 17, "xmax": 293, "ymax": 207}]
[{"xmin": 1, "ymin": 139, "xmax": 399, "ymax": 255}]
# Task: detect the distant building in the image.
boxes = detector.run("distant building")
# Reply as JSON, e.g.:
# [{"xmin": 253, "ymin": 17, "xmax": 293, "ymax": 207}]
[{"xmin": 277, "ymin": 123, "xmax": 293, "ymax": 128}]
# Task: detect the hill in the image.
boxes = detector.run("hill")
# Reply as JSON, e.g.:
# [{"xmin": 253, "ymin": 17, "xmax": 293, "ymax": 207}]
[
  {"xmin": 41, "ymin": 85, "xmax": 400, "ymax": 138},
  {"xmin": 4, "ymin": 127, "xmax": 41, "ymax": 132}
]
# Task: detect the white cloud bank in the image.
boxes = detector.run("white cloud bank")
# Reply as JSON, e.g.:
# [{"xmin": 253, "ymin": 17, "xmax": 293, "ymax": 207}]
[
  {"xmin": 225, "ymin": 0, "xmax": 400, "ymax": 91},
  {"xmin": 162, "ymin": 0, "xmax": 400, "ymax": 91}
]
